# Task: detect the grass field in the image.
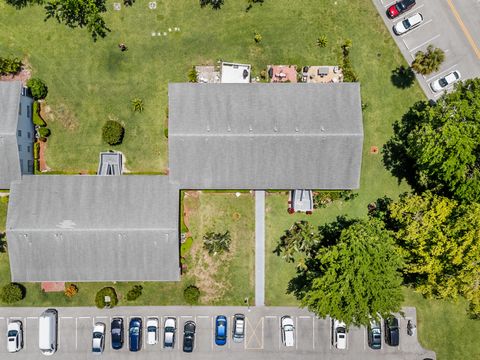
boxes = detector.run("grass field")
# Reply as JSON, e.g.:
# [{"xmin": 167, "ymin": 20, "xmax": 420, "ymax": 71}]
[
  {"xmin": 1, "ymin": 0, "xmax": 422, "ymax": 172},
  {"xmin": 0, "ymin": 192, "xmax": 254, "ymax": 307}
]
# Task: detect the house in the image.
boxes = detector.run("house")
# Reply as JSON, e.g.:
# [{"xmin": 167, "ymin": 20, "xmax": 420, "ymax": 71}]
[
  {"xmin": 168, "ymin": 83, "xmax": 363, "ymax": 190},
  {"xmin": 6, "ymin": 175, "xmax": 180, "ymax": 282},
  {"xmin": 0, "ymin": 81, "xmax": 34, "ymax": 190}
]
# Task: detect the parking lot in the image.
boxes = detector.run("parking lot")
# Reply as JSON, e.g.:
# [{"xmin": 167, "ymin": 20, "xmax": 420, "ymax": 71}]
[
  {"xmin": 373, "ymin": 0, "xmax": 480, "ymax": 100},
  {"xmin": 0, "ymin": 306, "xmax": 434, "ymax": 359}
]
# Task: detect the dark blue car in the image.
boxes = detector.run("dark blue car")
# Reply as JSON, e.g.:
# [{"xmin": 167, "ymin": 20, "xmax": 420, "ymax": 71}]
[
  {"xmin": 129, "ymin": 318, "xmax": 142, "ymax": 352},
  {"xmin": 111, "ymin": 317, "xmax": 124, "ymax": 350},
  {"xmin": 215, "ymin": 316, "xmax": 227, "ymax": 346}
]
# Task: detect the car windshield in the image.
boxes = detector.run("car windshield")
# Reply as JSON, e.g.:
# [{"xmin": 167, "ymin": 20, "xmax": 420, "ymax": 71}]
[
  {"xmin": 93, "ymin": 332, "xmax": 102, "ymax": 339},
  {"xmin": 402, "ymin": 19, "xmax": 411, "ymax": 29},
  {"xmin": 7, "ymin": 330, "xmax": 17, "ymax": 337},
  {"xmin": 284, "ymin": 325, "xmax": 294, "ymax": 331},
  {"xmin": 112, "ymin": 329, "xmax": 120, "ymax": 335},
  {"xmin": 165, "ymin": 327, "xmax": 174, "ymax": 332},
  {"xmin": 148, "ymin": 326, "xmax": 156, "ymax": 332},
  {"xmin": 439, "ymin": 78, "xmax": 448, "ymax": 87},
  {"xmin": 130, "ymin": 327, "xmax": 139, "ymax": 335},
  {"xmin": 396, "ymin": 3, "xmax": 406, "ymax": 11},
  {"xmin": 373, "ymin": 333, "xmax": 381, "ymax": 341}
]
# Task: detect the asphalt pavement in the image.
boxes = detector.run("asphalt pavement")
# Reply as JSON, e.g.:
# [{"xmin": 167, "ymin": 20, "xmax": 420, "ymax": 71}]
[
  {"xmin": 372, "ymin": 0, "xmax": 480, "ymax": 100},
  {"xmin": 0, "ymin": 306, "xmax": 435, "ymax": 360}
]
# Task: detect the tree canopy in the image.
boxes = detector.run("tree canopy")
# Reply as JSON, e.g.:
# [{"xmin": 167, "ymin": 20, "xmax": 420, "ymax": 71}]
[
  {"xmin": 276, "ymin": 218, "xmax": 404, "ymax": 326},
  {"xmin": 384, "ymin": 78, "xmax": 480, "ymax": 203},
  {"xmin": 387, "ymin": 192, "xmax": 480, "ymax": 316},
  {"xmin": 6, "ymin": 0, "xmax": 110, "ymax": 41}
]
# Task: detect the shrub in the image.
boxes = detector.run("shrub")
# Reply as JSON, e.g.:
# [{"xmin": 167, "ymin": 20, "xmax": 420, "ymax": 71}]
[
  {"xmin": 200, "ymin": 0, "xmax": 224, "ymax": 9},
  {"xmin": 64, "ymin": 284, "xmax": 78, "ymax": 298},
  {"xmin": 102, "ymin": 120, "xmax": 124, "ymax": 145},
  {"xmin": 32, "ymin": 101, "xmax": 47, "ymax": 126},
  {"xmin": 316, "ymin": 35, "xmax": 328, "ymax": 48},
  {"xmin": 0, "ymin": 283, "xmax": 24, "ymax": 304},
  {"xmin": 187, "ymin": 67, "xmax": 198, "ymax": 83},
  {"xmin": 131, "ymin": 98, "xmax": 144, "ymax": 113},
  {"xmin": 37, "ymin": 127, "xmax": 50, "ymax": 138},
  {"xmin": 33, "ymin": 141, "xmax": 40, "ymax": 159},
  {"xmin": 164, "ymin": 128, "xmax": 168, "ymax": 138},
  {"xmin": 126, "ymin": 285, "xmax": 143, "ymax": 301},
  {"xmin": 95, "ymin": 287, "xmax": 118, "ymax": 308},
  {"xmin": 0, "ymin": 57, "xmax": 22, "ymax": 75},
  {"xmin": 313, "ymin": 190, "xmax": 358, "ymax": 209},
  {"xmin": 254, "ymin": 31, "xmax": 262, "ymax": 43},
  {"xmin": 183, "ymin": 285, "xmax": 200, "ymax": 305},
  {"xmin": 26, "ymin": 78, "xmax": 48, "ymax": 100},
  {"xmin": 203, "ymin": 230, "xmax": 231, "ymax": 255}
]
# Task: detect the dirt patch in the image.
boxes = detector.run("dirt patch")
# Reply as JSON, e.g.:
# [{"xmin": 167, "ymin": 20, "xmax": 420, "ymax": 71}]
[
  {"xmin": 48, "ymin": 103, "xmax": 79, "ymax": 131},
  {"xmin": 39, "ymin": 141, "xmax": 51, "ymax": 172}
]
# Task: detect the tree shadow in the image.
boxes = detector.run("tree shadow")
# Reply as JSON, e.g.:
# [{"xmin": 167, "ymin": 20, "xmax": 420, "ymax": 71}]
[
  {"xmin": 382, "ymin": 100, "xmax": 430, "ymax": 190},
  {"xmin": 391, "ymin": 65, "xmax": 416, "ymax": 89}
]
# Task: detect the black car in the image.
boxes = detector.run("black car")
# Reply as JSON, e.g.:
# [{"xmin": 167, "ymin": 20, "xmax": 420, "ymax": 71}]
[
  {"xmin": 385, "ymin": 317, "xmax": 400, "ymax": 346},
  {"xmin": 182, "ymin": 321, "xmax": 196, "ymax": 352},
  {"xmin": 111, "ymin": 318, "xmax": 124, "ymax": 350},
  {"xmin": 129, "ymin": 318, "xmax": 142, "ymax": 352},
  {"xmin": 368, "ymin": 320, "xmax": 382, "ymax": 350}
]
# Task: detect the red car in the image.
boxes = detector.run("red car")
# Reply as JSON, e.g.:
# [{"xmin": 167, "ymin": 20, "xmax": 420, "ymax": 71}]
[{"xmin": 387, "ymin": 0, "xmax": 416, "ymax": 19}]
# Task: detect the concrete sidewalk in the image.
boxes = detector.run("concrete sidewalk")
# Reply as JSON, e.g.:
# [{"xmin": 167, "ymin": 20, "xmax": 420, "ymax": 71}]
[{"xmin": 254, "ymin": 190, "xmax": 265, "ymax": 306}]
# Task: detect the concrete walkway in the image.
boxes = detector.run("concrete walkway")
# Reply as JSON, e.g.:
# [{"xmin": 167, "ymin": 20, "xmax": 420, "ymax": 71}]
[{"xmin": 255, "ymin": 190, "xmax": 265, "ymax": 306}]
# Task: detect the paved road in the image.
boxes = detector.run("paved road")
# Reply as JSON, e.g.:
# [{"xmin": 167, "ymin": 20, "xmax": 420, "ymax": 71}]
[
  {"xmin": 255, "ymin": 190, "xmax": 265, "ymax": 306},
  {"xmin": 0, "ymin": 306, "xmax": 434, "ymax": 360},
  {"xmin": 372, "ymin": 0, "xmax": 480, "ymax": 100}
]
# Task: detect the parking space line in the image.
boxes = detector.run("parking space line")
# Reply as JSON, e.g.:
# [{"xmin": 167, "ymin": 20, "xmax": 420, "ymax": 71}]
[
  {"xmin": 295, "ymin": 317, "xmax": 298, "ymax": 350},
  {"xmin": 408, "ymin": 34, "xmax": 441, "ymax": 52},
  {"xmin": 197, "ymin": 315, "xmax": 209, "ymax": 318},
  {"xmin": 75, "ymin": 317, "xmax": 78, "ymax": 350},
  {"xmin": 328, "ymin": 318, "xmax": 332, "ymax": 350},
  {"xmin": 425, "ymin": 63, "xmax": 459, "ymax": 82},
  {"xmin": 400, "ymin": 4, "xmax": 425, "ymax": 19},
  {"xmin": 312, "ymin": 317, "xmax": 315, "ymax": 349},
  {"xmin": 61, "ymin": 316, "xmax": 73, "ymax": 319},
  {"xmin": 265, "ymin": 315, "xmax": 276, "ymax": 319},
  {"xmin": 299, "ymin": 316, "xmax": 311, "ymax": 319},
  {"xmin": 78, "ymin": 316, "xmax": 90, "ymax": 319},
  {"xmin": 363, "ymin": 327, "xmax": 366, "ymax": 350},
  {"xmin": 27, "ymin": 317, "xmax": 38, "ymax": 320},
  {"xmin": 400, "ymin": 18, "xmax": 433, "ymax": 38},
  {"xmin": 211, "ymin": 317, "xmax": 214, "ymax": 350}
]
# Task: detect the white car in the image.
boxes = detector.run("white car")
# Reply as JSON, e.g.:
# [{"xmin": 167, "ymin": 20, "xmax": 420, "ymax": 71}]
[
  {"xmin": 92, "ymin": 322, "xmax": 105, "ymax": 354},
  {"xmin": 393, "ymin": 13, "xmax": 423, "ymax": 35},
  {"xmin": 7, "ymin": 321, "xmax": 23, "ymax": 353},
  {"xmin": 146, "ymin": 317, "xmax": 159, "ymax": 345},
  {"xmin": 163, "ymin": 317, "xmax": 176, "ymax": 348},
  {"xmin": 430, "ymin": 71, "xmax": 461, "ymax": 92},
  {"xmin": 333, "ymin": 319, "xmax": 347, "ymax": 350},
  {"xmin": 281, "ymin": 316, "xmax": 295, "ymax": 347}
]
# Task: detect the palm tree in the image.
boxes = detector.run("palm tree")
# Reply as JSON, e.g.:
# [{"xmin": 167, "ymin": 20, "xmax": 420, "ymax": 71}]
[
  {"xmin": 203, "ymin": 230, "xmax": 231, "ymax": 255},
  {"xmin": 131, "ymin": 98, "xmax": 144, "ymax": 113},
  {"xmin": 316, "ymin": 35, "xmax": 328, "ymax": 48},
  {"xmin": 411, "ymin": 45, "xmax": 445, "ymax": 75}
]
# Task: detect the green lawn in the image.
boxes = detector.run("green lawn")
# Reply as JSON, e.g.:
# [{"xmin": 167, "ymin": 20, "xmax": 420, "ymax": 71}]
[
  {"xmin": 403, "ymin": 288, "xmax": 480, "ymax": 360},
  {"xmin": 1, "ymin": 0, "xmax": 421, "ymax": 172},
  {"xmin": 0, "ymin": 192, "xmax": 254, "ymax": 307}
]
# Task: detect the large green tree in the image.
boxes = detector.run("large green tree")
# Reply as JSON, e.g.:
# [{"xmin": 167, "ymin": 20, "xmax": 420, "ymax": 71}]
[
  {"xmin": 384, "ymin": 78, "xmax": 480, "ymax": 203},
  {"xmin": 388, "ymin": 192, "xmax": 480, "ymax": 316},
  {"xmin": 277, "ymin": 218, "xmax": 404, "ymax": 326},
  {"xmin": 6, "ymin": 0, "xmax": 110, "ymax": 41}
]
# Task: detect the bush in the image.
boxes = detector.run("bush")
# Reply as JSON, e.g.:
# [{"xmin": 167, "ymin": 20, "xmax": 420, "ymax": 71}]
[
  {"xmin": 313, "ymin": 190, "xmax": 358, "ymax": 209},
  {"xmin": 183, "ymin": 285, "xmax": 200, "ymax": 305},
  {"xmin": 126, "ymin": 285, "xmax": 143, "ymax": 301},
  {"xmin": 0, "ymin": 57, "xmax": 22, "ymax": 75},
  {"xmin": 0, "ymin": 283, "xmax": 24, "ymax": 304},
  {"xmin": 32, "ymin": 101, "xmax": 47, "ymax": 127},
  {"xmin": 131, "ymin": 98, "xmax": 144, "ymax": 113},
  {"xmin": 254, "ymin": 31, "xmax": 262, "ymax": 43},
  {"xmin": 102, "ymin": 120, "xmax": 124, "ymax": 145},
  {"xmin": 64, "ymin": 284, "xmax": 78, "ymax": 298},
  {"xmin": 95, "ymin": 287, "xmax": 118, "ymax": 308},
  {"xmin": 187, "ymin": 67, "xmax": 198, "ymax": 83},
  {"xmin": 316, "ymin": 35, "xmax": 328, "ymax": 48},
  {"xmin": 37, "ymin": 127, "xmax": 50, "ymax": 138},
  {"xmin": 26, "ymin": 78, "xmax": 48, "ymax": 100},
  {"xmin": 33, "ymin": 141, "xmax": 40, "ymax": 159}
]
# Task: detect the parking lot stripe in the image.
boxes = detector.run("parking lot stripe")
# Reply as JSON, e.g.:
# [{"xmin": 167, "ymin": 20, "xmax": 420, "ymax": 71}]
[
  {"xmin": 211, "ymin": 317, "xmax": 214, "ymax": 350},
  {"xmin": 299, "ymin": 316, "xmax": 311, "ymax": 319},
  {"xmin": 363, "ymin": 327, "xmax": 366, "ymax": 350},
  {"xmin": 265, "ymin": 315, "xmax": 276, "ymax": 319},
  {"xmin": 75, "ymin": 317, "xmax": 78, "ymax": 350},
  {"xmin": 27, "ymin": 317, "xmax": 38, "ymax": 320},
  {"xmin": 61, "ymin": 316, "xmax": 73, "ymax": 319},
  {"xmin": 447, "ymin": 0, "xmax": 480, "ymax": 59},
  {"xmin": 312, "ymin": 317, "xmax": 315, "ymax": 349},
  {"xmin": 197, "ymin": 315, "xmax": 209, "ymax": 319},
  {"xmin": 408, "ymin": 34, "xmax": 441, "ymax": 53},
  {"xmin": 78, "ymin": 316, "xmax": 90, "ymax": 319},
  {"xmin": 295, "ymin": 317, "xmax": 298, "ymax": 350}
]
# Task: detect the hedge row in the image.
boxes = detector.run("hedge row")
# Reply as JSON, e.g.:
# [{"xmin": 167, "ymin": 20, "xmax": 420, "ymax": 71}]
[{"xmin": 33, "ymin": 101, "xmax": 47, "ymax": 127}]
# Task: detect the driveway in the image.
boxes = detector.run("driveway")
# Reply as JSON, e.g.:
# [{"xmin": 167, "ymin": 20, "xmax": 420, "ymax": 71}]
[
  {"xmin": 0, "ymin": 306, "xmax": 434, "ymax": 359},
  {"xmin": 372, "ymin": 0, "xmax": 480, "ymax": 100}
]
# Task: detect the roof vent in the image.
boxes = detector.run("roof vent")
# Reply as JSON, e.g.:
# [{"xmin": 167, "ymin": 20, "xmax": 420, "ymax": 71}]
[{"xmin": 295, "ymin": 127, "xmax": 299, "ymax": 132}]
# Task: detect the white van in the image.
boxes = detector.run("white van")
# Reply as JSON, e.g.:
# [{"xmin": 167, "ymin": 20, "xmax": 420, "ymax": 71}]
[{"xmin": 39, "ymin": 309, "xmax": 57, "ymax": 356}]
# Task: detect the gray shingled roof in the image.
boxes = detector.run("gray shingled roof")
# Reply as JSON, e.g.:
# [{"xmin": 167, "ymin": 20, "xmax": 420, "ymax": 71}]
[
  {"xmin": 6, "ymin": 175, "xmax": 180, "ymax": 282},
  {"xmin": 0, "ymin": 81, "xmax": 22, "ymax": 189},
  {"xmin": 168, "ymin": 83, "xmax": 364, "ymax": 189}
]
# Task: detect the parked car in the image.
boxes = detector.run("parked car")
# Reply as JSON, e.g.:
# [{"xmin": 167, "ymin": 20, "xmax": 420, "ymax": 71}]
[
  {"xmin": 385, "ymin": 316, "xmax": 400, "ymax": 346},
  {"xmin": 7, "ymin": 320, "xmax": 23, "ymax": 353},
  {"xmin": 393, "ymin": 13, "xmax": 423, "ymax": 35},
  {"xmin": 387, "ymin": 0, "xmax": 416, "ymax": 19},
  {"xmin": 332, "ymin": 319, "xmax": 347, "ymax": 350},
  {"xmin": 183, "ymin": 320, "xmax": 196, "ymax": 353},
  {"xmin": 111, "ymin": 317, "xmax": 124, "ymax": 350},
  {"xmin": 215, "ymin": 316, "xmax": 227, "ymax": 346},
  {"xmin": 368, "ymin": 320, "xmax": 382, "ymax": 350},
  {"xmin": 232, "ymin": 314, "xmax": 245, "ymax": 342},
  {"xmin": 92, "ymin": 322, "xmax": 106, "ymax": 354},
  {"xmin": 430, "ymin": 71, "xmax": 461, "ymax": 92},
  {"xmin": 281, "ymin": 316, "xmax": 295, "ymax": 347},
  {"xmin": 164, "ymin": 317, "xmax": 176, "ymax": 348},
  {"xmin": 38, "ymin": 309, "xmax": 58, "ymax": 356},
  {"xmin": 146, "ymin": 317, "xmax": 159, "ymax": 345},
  {"xmin": 129, "ymin": 318, "xmax": 142, "ymax": 352}
]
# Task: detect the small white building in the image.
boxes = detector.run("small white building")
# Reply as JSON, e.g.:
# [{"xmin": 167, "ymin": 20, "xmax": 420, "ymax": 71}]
[
  {"xmin": 0, "ymin": 81, "xmax": 35, "ymax": 189},
  {"xmin": 221, "ymin": 62, "xmax": 251, "ymax": 83}
]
